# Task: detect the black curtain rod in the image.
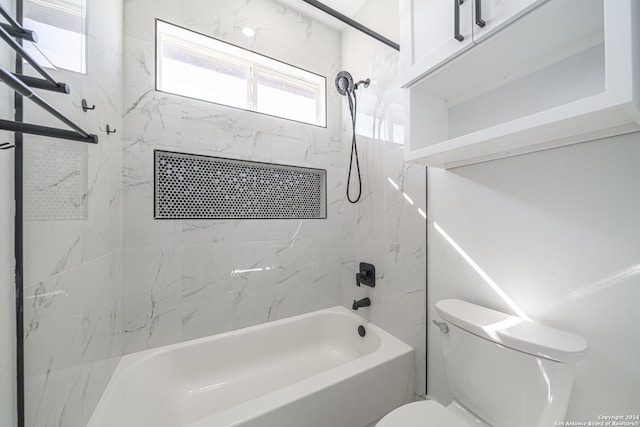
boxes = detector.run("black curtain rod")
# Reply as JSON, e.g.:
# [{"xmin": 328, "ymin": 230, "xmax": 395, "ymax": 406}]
[
  {"xmin": 0, "ymin": 65, "xmax": 98, "ymax": 143},
  {"xmin": 0, "ymin": 119, "xmax": 98, "ymax": 143},
  {"xmin": 300, "ymin": 0, "xmax": 400, "ymax": 51},
  {"xmin": 0, "ymin": 2, "xmax": 27, "ymax": 35},
  {"xmin": 11, "ymin": 73, "xmax": 70, "ymax": 94},
  {"xmin": 0, "ymin": 23, "xmax": 36, "ymax": 42},
  {"xmin": 0, "ymin": 24, "xmax": 59, "ymax": 88}
]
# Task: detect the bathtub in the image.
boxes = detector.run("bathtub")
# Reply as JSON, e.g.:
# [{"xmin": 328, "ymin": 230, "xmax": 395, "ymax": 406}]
[{"xmin": 88, "ymin": 306, "xmax": 414, "ymax": 427}]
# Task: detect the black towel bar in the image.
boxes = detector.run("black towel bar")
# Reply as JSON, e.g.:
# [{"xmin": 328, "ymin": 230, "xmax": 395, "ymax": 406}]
[{"xmin": 0, "ymin": 66, "xmax": 98, "ymax": 144}]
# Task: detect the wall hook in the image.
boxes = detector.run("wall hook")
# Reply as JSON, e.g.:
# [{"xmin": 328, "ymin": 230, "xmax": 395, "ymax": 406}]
[
  {"xmin": 81, "ymin": 99, "xmax": 95, "ymax": 112},
  {"xmin": 105, "ymin": 125, "xmax": 116, "ymax": 135},
  {"xmin": 0, "ymin": 142, "xmax": 15, "ymax": 150}
]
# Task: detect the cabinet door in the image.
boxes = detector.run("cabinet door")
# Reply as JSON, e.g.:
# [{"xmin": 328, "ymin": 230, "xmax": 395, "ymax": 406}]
[
  {"xmin": 400, "ymin": 0, "xmax": 474, "ymax": 86},
  {"xmin": 471, "ymin": 0, "xmax": 547, "ymax": 42}
]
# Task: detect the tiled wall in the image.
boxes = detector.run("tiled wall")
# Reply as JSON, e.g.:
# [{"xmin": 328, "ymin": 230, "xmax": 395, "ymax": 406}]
[
  {"xmin": 121, "ymin": 0, "xmax": 345, "ymax": 354},
  {"xmin": 21, "ymin": 0, "xmax": 124, "ymax": 425},
  {"xmin": 1, "ymin": 2, "xmax": 17, "ymax": 419},
  {"xmin": 0, "ymin": 146, "xmax": 16, "ymax": 425},
  {"xmin": 340, "ymin": 0, "xmax": 427, "ymax": 399}
]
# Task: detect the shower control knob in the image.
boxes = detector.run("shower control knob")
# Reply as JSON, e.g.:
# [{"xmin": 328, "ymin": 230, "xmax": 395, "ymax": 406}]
[{"xmin": 356, "ymin": 262, "xmax": 375, "ymax": 287}]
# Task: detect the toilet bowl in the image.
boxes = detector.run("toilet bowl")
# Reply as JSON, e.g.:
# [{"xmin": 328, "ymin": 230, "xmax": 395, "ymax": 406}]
[
  {"xmin": 376, "ymin": 400, "xmax": 472, "ymax": 427},
  {"xmin": 377, "ymin": 299, "xmax": 588, "ymax": 427}
]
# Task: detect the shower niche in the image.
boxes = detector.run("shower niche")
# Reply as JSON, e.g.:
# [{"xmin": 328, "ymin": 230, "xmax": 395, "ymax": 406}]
[{"xmin": 402, "ymin": 0, "xmax": 640, "ymax": 169}]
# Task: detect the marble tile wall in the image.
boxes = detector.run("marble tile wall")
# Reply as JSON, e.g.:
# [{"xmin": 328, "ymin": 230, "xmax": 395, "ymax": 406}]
[
  {"xmin": 21, "ymin": 0, "xmax": 124, "ymax": 425},
  {"xmin": 0, "ymin": 142, "xmax": 16, "ymax": 424},
  {"xmin": 1, "ymin": 3, "xmax": 17, "ymax": 420},
  {"xmin": 340, "ymin": 0, "xmax": 428, "ymax": 399},
  {"xmin": 121, "ymin": 0, "xmax": 345, "ymax": 354}
]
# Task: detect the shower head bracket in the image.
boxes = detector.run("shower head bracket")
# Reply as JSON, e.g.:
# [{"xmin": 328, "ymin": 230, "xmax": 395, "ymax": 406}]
[{"xmin": 354, "ymin": 79, "xmax": 370, "ymax": 90}]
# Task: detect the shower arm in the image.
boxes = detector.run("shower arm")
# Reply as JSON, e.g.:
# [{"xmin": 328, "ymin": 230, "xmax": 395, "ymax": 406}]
[{"xmin": 354, "ymin": 79, "xmax": 370, "ymax": 90}]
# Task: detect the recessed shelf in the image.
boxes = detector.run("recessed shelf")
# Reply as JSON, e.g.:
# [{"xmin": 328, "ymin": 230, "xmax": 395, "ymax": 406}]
[{"xmin": 403, "ymin": 0, "xmax": 640, "ymax": 168}]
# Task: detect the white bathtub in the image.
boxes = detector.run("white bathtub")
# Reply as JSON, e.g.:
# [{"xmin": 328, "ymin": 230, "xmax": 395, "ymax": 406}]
[{"xmin": 88, "ymin": 306, "xmax": 414, "ymax": 427}]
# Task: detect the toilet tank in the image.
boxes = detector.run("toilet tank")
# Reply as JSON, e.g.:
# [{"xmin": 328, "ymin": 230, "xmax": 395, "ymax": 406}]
[{"xmin": 435, "ymin": 299, "xmax": 588, "ymax": 427}]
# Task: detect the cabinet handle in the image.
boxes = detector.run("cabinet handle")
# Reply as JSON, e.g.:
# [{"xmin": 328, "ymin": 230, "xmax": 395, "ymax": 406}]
[
  {"xmin": 475, "ymin": 0, "xmax": 486, "ymax": 27},
  {"xmin": 454, "ymin": 0, "xmax": 464, "ymax": 42}
]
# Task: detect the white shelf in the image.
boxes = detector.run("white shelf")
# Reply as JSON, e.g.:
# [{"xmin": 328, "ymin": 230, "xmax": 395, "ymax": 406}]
[{"xmin": 403, "ymin": 0, "xmax": 640, "ymax": 168}]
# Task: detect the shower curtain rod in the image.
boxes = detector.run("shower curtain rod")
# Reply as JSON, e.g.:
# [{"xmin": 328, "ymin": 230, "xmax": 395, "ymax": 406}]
[{"xmin": 300, "ymin": 0, "xmax": 400, "ymax": 51}]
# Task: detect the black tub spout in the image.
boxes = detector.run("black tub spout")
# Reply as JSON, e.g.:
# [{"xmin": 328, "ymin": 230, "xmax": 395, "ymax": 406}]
[{"xmin": 352, "ymin": 297, "xmax": 371, "ymax": 310}]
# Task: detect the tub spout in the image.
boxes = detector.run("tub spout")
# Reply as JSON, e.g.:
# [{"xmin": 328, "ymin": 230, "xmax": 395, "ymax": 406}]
[{"xmin": 352, "ymin": 298, "xmax": 371, "ymax": 310}]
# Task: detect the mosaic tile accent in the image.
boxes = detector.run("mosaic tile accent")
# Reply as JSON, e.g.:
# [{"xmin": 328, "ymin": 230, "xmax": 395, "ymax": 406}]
[
  {"xmin": 24, "ymin": 141, "xmax": 88, "ymax": 220},
  {"xmin": 154, "ymin": 150, "xmax": 326, "ymax": 219}
]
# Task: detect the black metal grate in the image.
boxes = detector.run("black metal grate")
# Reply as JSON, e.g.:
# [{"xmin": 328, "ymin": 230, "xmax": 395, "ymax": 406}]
[{"xmin": 154, "ymin": 150, "xmax": 326, "ymax": 219}]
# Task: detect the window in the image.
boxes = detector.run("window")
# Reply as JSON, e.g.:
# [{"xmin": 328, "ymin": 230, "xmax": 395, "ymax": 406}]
[
  {"xmin": 23, "ymin": 0, "xmax": 87, "ymax": 73},
  {"xmin": 156, "ymin": 20, "xmax": 326, "ymax": 127}
]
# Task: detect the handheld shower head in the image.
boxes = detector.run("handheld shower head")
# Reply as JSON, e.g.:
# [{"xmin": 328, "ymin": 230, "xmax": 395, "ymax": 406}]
[
  {"xmin": 336, "ymin": 70, "xmax": 370, "ymax": 205},
  {"xmin": 335, "ymin": 71, "xmax": 354, "ymax": 96}
]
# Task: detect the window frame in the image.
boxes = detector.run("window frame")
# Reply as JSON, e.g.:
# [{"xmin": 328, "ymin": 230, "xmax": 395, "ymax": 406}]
[
  {"xmin": 23, "ymin": 0, "xmax": 88, "ymax": 74},
  {"xmin": 155, "ymin": 19, "xmax": 327, "ymax": 128}
]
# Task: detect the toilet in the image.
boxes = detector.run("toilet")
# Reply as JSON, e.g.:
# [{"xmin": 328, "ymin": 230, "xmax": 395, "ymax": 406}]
[{"xmin": 377, "ymin": 299, "xmax": 588, "ymax": 427}]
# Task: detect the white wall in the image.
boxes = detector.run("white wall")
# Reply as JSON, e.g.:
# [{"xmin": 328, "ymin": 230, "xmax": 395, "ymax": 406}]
[
  {"xmin": 427, "ymin": 133, "xmax": 640, "ymax": 421},
  {"xmin": 341, "ymin": 0, "xmax": 427, "ymax": 399}
]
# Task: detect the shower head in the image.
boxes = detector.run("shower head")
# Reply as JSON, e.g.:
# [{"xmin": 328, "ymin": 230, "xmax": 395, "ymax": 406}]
[
  {"xmin": 335, "ymin": 71, "xmax": 370, "ymax": 96},
  {"xmin": 335, "ymin": 71, "xmax": 354, "ymax": 96}
]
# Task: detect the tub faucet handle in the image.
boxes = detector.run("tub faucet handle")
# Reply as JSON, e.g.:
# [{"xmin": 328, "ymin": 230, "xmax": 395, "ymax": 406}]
[
  {"xmin": 432, "ymin": 320, "xmax": 449, "ymax": 333},
  {"xmin": 356, "ymin": 262, "xmax": 375, "ymax": 287}
]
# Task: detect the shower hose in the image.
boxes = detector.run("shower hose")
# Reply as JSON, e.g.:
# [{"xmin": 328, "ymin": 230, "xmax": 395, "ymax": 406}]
[{"xmin": 346, "ymin": 86, "xmax": 362, "ymax": 204}]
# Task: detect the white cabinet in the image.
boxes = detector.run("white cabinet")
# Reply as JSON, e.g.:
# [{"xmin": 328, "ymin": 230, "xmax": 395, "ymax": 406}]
[
  {"xmin": 400, "ymin": 0, "xmax": 473, "ymax": 86},
  {"xmin": 400, "ymin": 0, "xmax": 544, "ymax": 86},
  {"xmin": 402, "ymin": 0, "xmax": 640, "ymax": 168},
  {"xmin": 471, "ymin": 0, "xmax": 545, "ymax": 43}
]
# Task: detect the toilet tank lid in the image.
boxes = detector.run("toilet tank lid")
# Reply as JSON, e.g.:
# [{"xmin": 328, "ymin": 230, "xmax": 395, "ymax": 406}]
[{"xmin": 435, "ymin": 299, "xmax": 588, "ymax": 363}]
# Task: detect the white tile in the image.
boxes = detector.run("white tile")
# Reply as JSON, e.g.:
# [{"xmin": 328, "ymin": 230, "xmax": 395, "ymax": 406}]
[
  {"xmin": 181, "ymin": 220, "xmax": 234, "ymax": 244},
  {"xmin": 123, "ymin": 0, "xmax": 180, "ymax": 41},
  {"xmin": 121, "ymin": 246, "xmax": 183, "ymax": 353},
  {"xmin": 181, "ymin": 243, "xmax": 234, "ymax": 300},
  {"xmin": 231, "ymin": 241, "xmax": 277, "ymax": 294},
  {"xmin": 274, "ymin": 238, "xmax": 313, "ymax": 288},
  {"xmin": 24, "ymin": 366, "xmax": 83, "ymax": 427}
]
